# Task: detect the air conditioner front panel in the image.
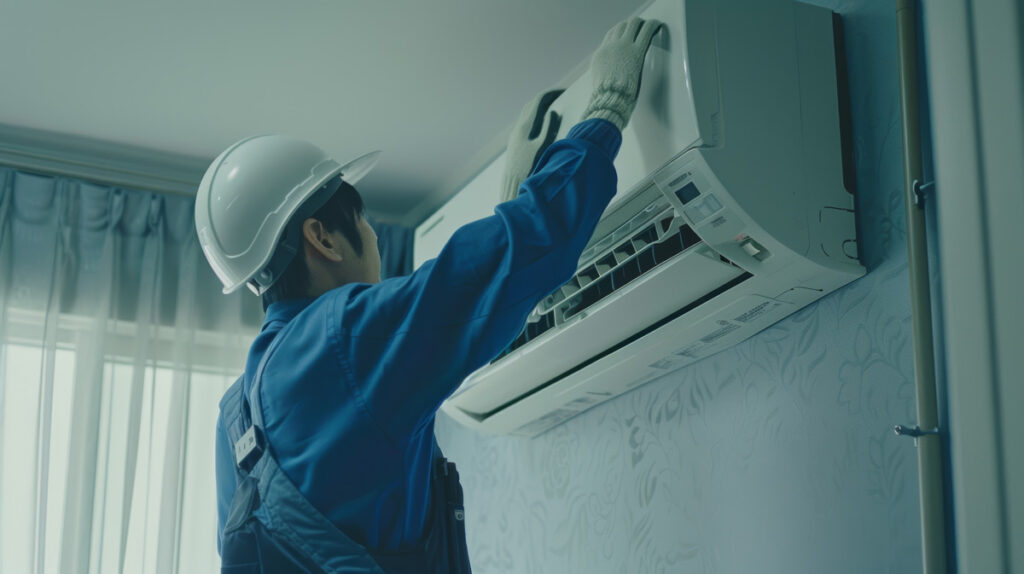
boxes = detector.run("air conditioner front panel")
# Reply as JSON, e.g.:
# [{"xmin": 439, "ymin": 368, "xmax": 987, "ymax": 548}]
[
  {"xmin": 541, "ymin": 0, "xmax": 717, "ymax": 214},
  {"xmin": 414, "ymin": 0, "xmax": 718, "ymax": 270}
]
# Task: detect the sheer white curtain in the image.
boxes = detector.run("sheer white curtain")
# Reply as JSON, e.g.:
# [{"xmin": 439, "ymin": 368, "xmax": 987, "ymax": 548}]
[{"xmin": 0, "ymin": 168, "xmax": 263, "ymax": 573}]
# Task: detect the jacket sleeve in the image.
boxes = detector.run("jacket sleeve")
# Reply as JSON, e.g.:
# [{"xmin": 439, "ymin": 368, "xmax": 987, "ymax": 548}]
[{"xmin": 328, "ymin": 118, "xmax": 622, "ymax": 443}]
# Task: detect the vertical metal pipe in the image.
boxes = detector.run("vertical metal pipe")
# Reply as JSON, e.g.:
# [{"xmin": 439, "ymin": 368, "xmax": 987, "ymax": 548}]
[{"xmin": 895, "ymin": 1, "xmax": 949, "ymax": 573}]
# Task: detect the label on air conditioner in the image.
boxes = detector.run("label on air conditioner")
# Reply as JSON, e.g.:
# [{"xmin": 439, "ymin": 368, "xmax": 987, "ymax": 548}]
[
  {"xmin": 668, "ymin": 296, "xmax": 792, "ymax": 361},
  {"xmin": 733, "ymin": 298, "xmax": 786, "ymax": 324},
  {"xmin": 670, "ymin": 320, "xmax": 739, "ymax": 360}
]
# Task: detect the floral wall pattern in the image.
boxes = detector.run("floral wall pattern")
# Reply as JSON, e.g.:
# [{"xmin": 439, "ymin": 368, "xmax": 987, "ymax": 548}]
[{"xmin": 434, "ymin": 0, "xmax": 925, "ymax": 572}]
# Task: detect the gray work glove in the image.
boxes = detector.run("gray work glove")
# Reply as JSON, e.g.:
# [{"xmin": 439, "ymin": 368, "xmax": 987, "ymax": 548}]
[
  {"xmin": 500, "ymin": 89, "xmax": 564, "ymax": 203},
  {"xmin": 581, "ymin": 17, "xmax": 664, "ymax": 131}
]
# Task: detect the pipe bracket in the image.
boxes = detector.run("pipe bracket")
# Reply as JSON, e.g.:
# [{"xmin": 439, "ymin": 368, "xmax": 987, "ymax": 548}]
[
  {"xmin": 912, "ymin": 179, "xmax": 935, "ymax": 207},
  {"xmin": 894, "ymin": 424, "xmax": 940, "ymax": 446}
]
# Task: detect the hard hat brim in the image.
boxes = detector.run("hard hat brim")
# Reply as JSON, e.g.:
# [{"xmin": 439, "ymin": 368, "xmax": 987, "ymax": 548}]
[{"xmin": 338, "ymin": 150, "xmax": 382, "ymax": 187}]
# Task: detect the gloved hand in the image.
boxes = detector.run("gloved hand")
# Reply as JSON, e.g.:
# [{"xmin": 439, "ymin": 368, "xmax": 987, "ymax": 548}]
[
  {"xmin": 500, "ymin": 89, "xmax": 564, "ymax": 203},
  {"xmin": 581, "ymin": 17, "xmax": 664, "ymax": 131}
]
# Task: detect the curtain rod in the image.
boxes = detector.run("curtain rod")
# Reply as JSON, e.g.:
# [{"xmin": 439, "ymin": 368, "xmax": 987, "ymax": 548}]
[
  {"xmin": 0, "ymin": 123, "xmax": 208, "ymax": 197},
  {"xmin": 0, "ymin": 124, "xmax": 408, "ymax": 224},
  {"xmin": 0, "ymin": 147, "xmax": 200, "ymax": 197}
]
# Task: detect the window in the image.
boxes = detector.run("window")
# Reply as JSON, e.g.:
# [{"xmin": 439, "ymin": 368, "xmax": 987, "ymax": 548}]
[{"xmin": 0, "ymin": 310, "xmax": 246, "ymax": 573}]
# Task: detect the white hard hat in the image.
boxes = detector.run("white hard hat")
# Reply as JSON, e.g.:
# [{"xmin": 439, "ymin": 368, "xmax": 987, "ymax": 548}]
[{"xmin": 195, "ymin": 134, "xmax": 380, "ymax": 295}]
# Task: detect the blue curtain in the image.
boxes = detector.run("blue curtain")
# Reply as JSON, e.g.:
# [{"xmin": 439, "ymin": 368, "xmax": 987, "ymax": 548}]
[
  {"xmin": 367, "ymin": 217, "xmax": 413, "ymax": 279},
  {"xmin": 0, "ymin": 167, "xmax": 258, "ymax": 573}
]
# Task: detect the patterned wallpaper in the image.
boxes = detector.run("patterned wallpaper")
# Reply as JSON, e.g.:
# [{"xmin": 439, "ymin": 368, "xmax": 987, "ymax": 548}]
[{"xmin": 434, "ymin": 1, "xmax": 925, "ymax": 572}]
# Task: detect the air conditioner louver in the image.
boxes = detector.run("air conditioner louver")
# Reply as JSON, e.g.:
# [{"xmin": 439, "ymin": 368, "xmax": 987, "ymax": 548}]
[{"xmin": 492, "ymin": 220, "xmax": 707, "ymax": 363}]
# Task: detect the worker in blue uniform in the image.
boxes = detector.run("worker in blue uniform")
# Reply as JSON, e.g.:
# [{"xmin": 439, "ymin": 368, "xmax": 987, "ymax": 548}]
[{"xmin": 195, "ymin": 17, "xmax": 662, "ymax": 573}]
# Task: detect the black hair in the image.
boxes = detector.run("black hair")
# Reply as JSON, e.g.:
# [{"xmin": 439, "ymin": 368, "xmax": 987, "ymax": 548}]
[{"xmin": 261, "ymin": 181, "xmax": 365, "ymax": 311}]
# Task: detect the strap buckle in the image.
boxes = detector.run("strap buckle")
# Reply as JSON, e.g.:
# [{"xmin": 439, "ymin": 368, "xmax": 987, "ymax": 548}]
[{"xmin": 234, "ymin": 425, "xmax": 265, "ymax": 472}]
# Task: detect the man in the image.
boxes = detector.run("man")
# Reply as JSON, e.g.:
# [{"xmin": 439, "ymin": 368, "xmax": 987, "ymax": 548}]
[{"xmin": 199, "ymin": 17, "xmax": 661, "ymax": 573}]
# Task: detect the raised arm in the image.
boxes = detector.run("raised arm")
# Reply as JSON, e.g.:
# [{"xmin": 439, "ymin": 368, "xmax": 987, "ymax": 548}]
[
  {"xmin": 332, "ymin": 118, "xmax": 621, "ymax": 442},
  {"xmin": 331, "ymin": 17, "xmax": 661, "ymax": 443}
]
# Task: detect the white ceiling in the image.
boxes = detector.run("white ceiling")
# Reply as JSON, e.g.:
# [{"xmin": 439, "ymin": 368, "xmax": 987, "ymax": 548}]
[{"xmin": 0, "ymin": 1, "xmax": 647, "ymax": 225}]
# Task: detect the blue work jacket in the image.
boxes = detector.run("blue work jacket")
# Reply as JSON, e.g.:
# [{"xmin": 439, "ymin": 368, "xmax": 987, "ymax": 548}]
[{"xmin": 215, "ymin": 118, "xmax": 623, "ymax": 555}]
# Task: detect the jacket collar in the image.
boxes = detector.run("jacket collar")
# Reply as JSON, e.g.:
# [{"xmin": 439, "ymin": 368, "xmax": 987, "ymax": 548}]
[{"xmin": 261, "ymin": 297, "xmax": 315, "ymax": 331}]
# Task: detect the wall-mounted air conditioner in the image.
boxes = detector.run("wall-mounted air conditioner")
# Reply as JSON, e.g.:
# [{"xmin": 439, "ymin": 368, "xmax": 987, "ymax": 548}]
[{"xmin": 414, "ymin": 0, "xmax": 864, "ymax": 437}]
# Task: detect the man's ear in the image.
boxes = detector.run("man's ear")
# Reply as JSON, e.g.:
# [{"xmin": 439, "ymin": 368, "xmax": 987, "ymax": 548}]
[{"xmin": 302, "ymin": 218, "xmax": 344, "ymax": 262}]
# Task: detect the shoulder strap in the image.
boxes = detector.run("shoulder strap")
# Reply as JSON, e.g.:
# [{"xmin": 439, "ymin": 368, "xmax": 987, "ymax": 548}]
[
  {"xmin": 233, "ymin": 321, "xmax": 290, "ymax": 473},
  {"xmin": 248, "ymin": 318, "xmax": 292, "ymax": 431},
  {"xmin": 219, "ymin": 376, "xmax": 246, "ymax": 454}
]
